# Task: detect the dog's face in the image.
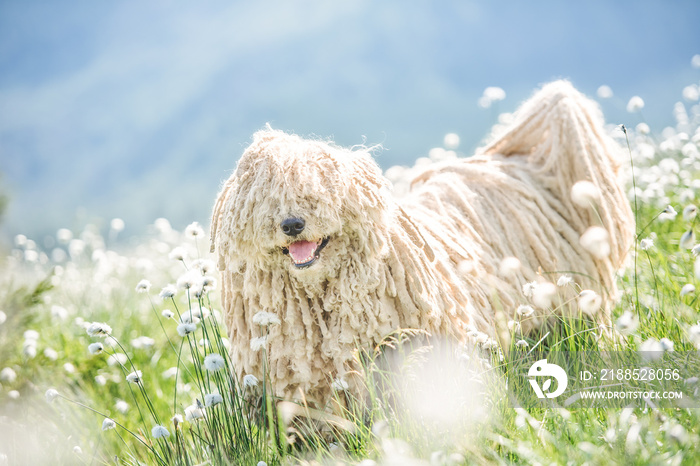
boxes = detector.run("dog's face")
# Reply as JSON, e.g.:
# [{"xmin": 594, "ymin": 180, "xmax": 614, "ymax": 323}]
[{"xmin": 213, "ymin": 129, "xmax": 392, "ymax": 285}]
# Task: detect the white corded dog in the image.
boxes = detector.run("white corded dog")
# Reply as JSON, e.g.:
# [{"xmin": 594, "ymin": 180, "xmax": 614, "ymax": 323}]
[{"xmin": 210, "ymin": 81, "xmax": 635, "ymax": 407}]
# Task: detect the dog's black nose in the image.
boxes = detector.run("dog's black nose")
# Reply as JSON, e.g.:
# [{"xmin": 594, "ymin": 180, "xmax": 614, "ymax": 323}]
[{"xmin": 280, "ymin": 217, "xmax": 305, "ymax": 236}]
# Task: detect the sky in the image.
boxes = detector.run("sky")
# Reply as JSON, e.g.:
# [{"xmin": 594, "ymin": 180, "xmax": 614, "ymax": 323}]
[{"xmin": 0, "ymin": 0, "xmax": 699, "ymax": 246}]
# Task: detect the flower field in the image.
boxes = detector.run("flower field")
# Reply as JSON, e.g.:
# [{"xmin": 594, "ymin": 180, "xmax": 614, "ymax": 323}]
[{"xmin": 2, "ymin": 70, "xmax": 700, "ymax": 465}]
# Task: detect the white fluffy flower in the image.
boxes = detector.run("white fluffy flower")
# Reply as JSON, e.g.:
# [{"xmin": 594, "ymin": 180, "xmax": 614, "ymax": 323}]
[
  {"xmin": 184, "ymin": 403, "xmax": 205, "ymax": 421},
  {"xmin": 684, "ymin": 205, "xmax": 698, "ymax": 221},
  {"xmin": 663, "ymin": 205, "xmax": 678, "ymax": 217},
  {"xmin": 683, "ymin": 85, "xmax": 699, "ymax": 102},
  {"xmin": 177, "ymin": 270, "xmax": 204, "ymax": 294},
  {"xmin": 580, "ymin": 227, "xmax": 611, "ymax": 259},
  {"xmin": 522, "ymin": 282, "xmax": 538, "ymax": 298},
  {"xmin": 107, "ymin": 353, "xmax": 127, "ymax": 366},
  {"xmin": 616, "ymin": 311, "xmax": 639, "ymax": 335},
  {"xmin": 680, "ymin": 229, "xmax": 695, "ymax": 250},
  {"xmin": 110, "ymin": 218, "xmax": 125, "ymax": 232},
  {"xmin": 151, "ymin": 425, "xmax": 170, "ymax": 439},
  {"xmin": 578, "ymin": 290, "xmax": 602, "ymax": 314},
  {"xmin": 131, "ymin": 336, "xmax": 155, "ymax": 349},
  {"xmin": 126, "ymin": 370, "xmax": 142, "ymax": 384},
  {"xmin": 0, "ymin": 367, "xmax": 17, "ymax": 383},
  {"xmin": 203, "ymin": 353, "xmax": 226, "ymax": 372},
  {"xmin": 180, "ymin": 306, "xmax": 209, "ymax": 324},
  {"xmin": 484, "ymin": 86, "xmax": 506, "ymax": 101},
  {"xmin": 51, "ymin": 305, "xmax": 68, "ymax": 320},
  {"xmin": 659, "ymin": 338, "xmax": 674, "ymax": 352},
  {"xmin": 135, "ymin": 279, "xmax": 151, "ymax": 293},
  {"xmin": 596, "ymin": 85, "xmax": 613, "ymax": 99},
  {"xmin": 177, "ymin": 322, "xmax": 197, "ymax": 337},
  {"xmin": 168, "ymin": 247, "xmax": 188, "ymax": 261},
  {"xmin": 243, "ymin": 374, "xmax": 259, "ymax": 388},
  {"xmin": 532, "ymin": 282, "xmax": 557, "ymax": 309},
  {"xmin": 515, "ymin": 339, "xmax": 529, "ymax": 348},
  {"xmin": 185, "ymin": 222, "xmax": 205, "ymax": 238},
  {"xmin": 45, "ymin": 388, "xmax": 59, "ymax": 403},
  {"xmin": 88, "ymin": 342, "xmax": 104, "ymax": 354},
  {"xmin": 102, "ymin": 418, "xmax": 116, "ymax": 431},
  {"xmin": 161, "ymin": 309, "xmax": 174, "ymax": 319},
  {"xmin": 498, "ymin": 257, "xmax": 521, "ymax": 277},
  {"xmin": 557, "ymin": 275, "xmax": 573, "ymax": 287},
  {"xmin": 681, "ymin": 284, "xmax": 696, "ymax": 296},
  {"xmin": 635, "ymin": 122, "xmax": 650, "ymax": 135},
  {"xmin": 443, "ymin": 133, "xmax": 460, "ymax": 149},
  {"xmin": 86, "ymin": 322, "xmax": 112, "ymax": 338},
  {"xmin": 252, "ymin": 311, "xmax": 281, "ymax": 327},
  {"xmin": 115, "ymin": 400, "xmax": 129, "ymax": 413},
  {"xmin": 193, "ymin": 259, "xmax": 216, "ymax": 274},
  {"xmin": 626, "ymin": 96, "xmax": 645, "ymax": 113},
  {"xmin": 571, "ymin": 181, "xmax": 600, "ymax": 207},
  {"xmin": 640, "ymin": 338, "xmax": 664, "ymax": 361},
  {"xmin": 668, "ymin": 424, "xmax": 688, "ymax": 444},
  {"xmin": 162, "ymin": 367, "xmax": 178, "ymax": 379},
  {"xmin": 331, "ymin": 377, "xmax": 349, "ymax": 392},
  {"xmin": 517, "ymin": 304, "xmax": 535, "ymax": 317},
  {"xmin": 159, "ymin": 285, "xmax": 177, "ymax": 299},
  {"xmin": 507, "ymin": 320, "xmax": 521, "ymax": 332},
  {"xmin": 639, "ymin": 238, "xmax": 654, "ymax": 251},
  {"xmin": 24, "ymin": 344, "xmax": 37, "ymax": 359},
  {"xmin": 204, "ymin": 393, "xmax": 224, "ymax": 407},
  {"xmin": 43, "ymin": 348, "xmax": 58, "ymax": 360},
  {"xmin": 250, "ymin": 336, "xmax": 267, "ymax": 352},
  {"xmin": 688, "ymin": 324, "xmax": 700, "ymax": 348}
]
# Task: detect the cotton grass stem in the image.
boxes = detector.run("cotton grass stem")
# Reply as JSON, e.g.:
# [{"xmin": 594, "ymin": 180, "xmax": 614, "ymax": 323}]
[{"xmin": 623, "ymin": 125, "xmax": 641, "ymax": 315}]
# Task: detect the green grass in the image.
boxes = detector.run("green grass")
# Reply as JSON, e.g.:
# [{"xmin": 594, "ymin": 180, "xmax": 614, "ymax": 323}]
[{"xmin": 2, "ymin": 88, "xmax": 700, "ymax": 465}]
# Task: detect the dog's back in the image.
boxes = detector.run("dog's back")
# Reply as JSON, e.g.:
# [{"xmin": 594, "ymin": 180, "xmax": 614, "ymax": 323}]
[{"xmin": 402, "ymin": 81, "xmax": 635, "ymax": 333}]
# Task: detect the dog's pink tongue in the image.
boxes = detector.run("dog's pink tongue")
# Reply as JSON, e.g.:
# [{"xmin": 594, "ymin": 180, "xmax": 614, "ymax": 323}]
[{"xmin": 288, "ymin": 240, "xmax": 317, "ymax": 263}]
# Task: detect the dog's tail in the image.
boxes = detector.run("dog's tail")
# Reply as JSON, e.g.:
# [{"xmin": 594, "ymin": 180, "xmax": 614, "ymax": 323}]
[{"xmin": 480, "ymin": 80, "xmax": 635, "ymax": 296}]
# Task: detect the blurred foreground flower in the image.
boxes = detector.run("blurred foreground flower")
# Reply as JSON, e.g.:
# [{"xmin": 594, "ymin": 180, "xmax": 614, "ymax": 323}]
[
  {"xmin": 578, "ymin": 290, "xmax": 602, "ymax": 314},
  {"xmin": 580, "ymin": 227, "xmax": 611, "ymax": 259},
  {"xmin": 616, "ymin": 311, "xmax": 639, "ymax": 335},
  {"xmin": 45, "ymin": 388, "xmax": 59, "ymax": 403},
  {"xmin": 597, "ymin": 85, "xmax": 613, "ymax": 99},
  {"xmin": 571, "ymin": 180, "xmax": 600, "ymax": 207},
  {"xmin": 478, "ymin": 86, "xmax": 506, "ymax": 108},
  {"xmin": 626, "ymin": 96, "xmax": 645, "ymax": 113}
]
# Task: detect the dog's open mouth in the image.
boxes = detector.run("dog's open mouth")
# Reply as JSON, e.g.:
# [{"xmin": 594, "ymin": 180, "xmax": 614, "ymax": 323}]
[{"xmin": 282, "ymin": 237, "xmax": 330, "ymax": 268}]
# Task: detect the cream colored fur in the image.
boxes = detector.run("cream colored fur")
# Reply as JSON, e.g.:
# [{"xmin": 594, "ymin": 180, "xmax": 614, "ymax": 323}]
[{"xmin": 210, "ymin": 81, "xmax": 635, "ymax": 406}]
